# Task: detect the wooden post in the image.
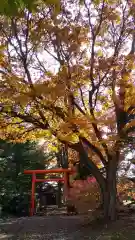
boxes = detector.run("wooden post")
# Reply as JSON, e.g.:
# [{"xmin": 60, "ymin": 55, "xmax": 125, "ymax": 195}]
[
  {"xmin": 64, "ymin": 172, "xmax": 69, "ymax": 202},
  {"xmin": 57, "ymin": 181, "xmax": 62, "ymax": 208},
  {"xmin": 30, "ymin": 173, "xmax": 36, "ymax": 216}
]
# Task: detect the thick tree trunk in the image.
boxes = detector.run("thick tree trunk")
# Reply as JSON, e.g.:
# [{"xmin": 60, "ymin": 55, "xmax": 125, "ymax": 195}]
[
  {"xmin": 101, "ymin": 178, "xmax": 117, "ymax": 221},
  {"xmin": 101, "ymin": 157, "xmax": 118, "ymax": 221},
  {"xmin": 77, "ymin": 142, "xmax": 119, "ymax": 221}
]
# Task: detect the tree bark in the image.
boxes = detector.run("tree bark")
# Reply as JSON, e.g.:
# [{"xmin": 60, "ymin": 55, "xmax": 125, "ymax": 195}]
[
  {"xmin": 101, "ymin": 156, "xmax": 118, "ymax": 221},
  {"xmin": 77, "ymin": 141, "xmax": 119, "ymax": 221},
  {"xmin": 101, "ymin": 178, "xmax": 117, "ymax": 221}
]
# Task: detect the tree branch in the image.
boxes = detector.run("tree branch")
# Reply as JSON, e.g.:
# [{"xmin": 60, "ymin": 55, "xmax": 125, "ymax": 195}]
[
  {"xmin": 80, "ymin": 136, "xmax": 107, "ymax": 167},
  {"xmin": 73, "ymin": 99, "xmax": 86, "ymax": 116},
  {"xmin": 11, "ymin": 18, "xmax": 52, "ymax": 126},
  {"xmin": 79, "ymin": 86, "xmax": 88, "ymax": 113},
  {"xmin": 77, "ymin": 140, "xmax": 106, "ymax": 185},
  {"xmin": 1, "ymin": 107, "xmax": 49, "ymax": 130}
]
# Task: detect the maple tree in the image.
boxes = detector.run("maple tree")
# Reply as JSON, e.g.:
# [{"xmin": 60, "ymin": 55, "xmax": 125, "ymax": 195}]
[
  {"xmin": 68, "ymin": 178, "xmax": 100, "ymax": 214},
  {"xmin": 0, "ymin": 0, "xmax": 135, "ymax": 220}
]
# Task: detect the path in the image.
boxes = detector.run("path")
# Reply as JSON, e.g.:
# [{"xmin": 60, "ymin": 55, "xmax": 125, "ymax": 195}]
[
  {"xmin": 1, "ymin": 214, "xmax": 135, "ymax": 239},
  {"xmin": 0, "ymin": 215, "xmax": 96, "ymax": 240}
]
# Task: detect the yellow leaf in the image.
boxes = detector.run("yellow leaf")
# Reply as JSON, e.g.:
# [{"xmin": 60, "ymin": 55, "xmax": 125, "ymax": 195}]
[
  {"xmin": 125, "ymin": 119, "xmax": 135, "ymax": 131},
  {"xmin": 49, "ymin": 146, "xmax": 58, "ymax": 152},
  {"xmin": 93, "ymin": 0, "xmax": 100, "ymax": 5},
  {"xmin": 97, "ymin": 163, "xmax": 103, "ymax": 169},
  {"xmin": 59, "ymin": 133, "xmax": 79, "ymax": 143},
  {"xmin": 97, "ymin": 49, "xmax": 103, "ymax": 57},
  {"xmin": 123, "ymin": 73, "xmax": 130, "ymax": 81},
  {"xmin": 116, "ymin": 15, "xmax": 121, "ymax": 24}
]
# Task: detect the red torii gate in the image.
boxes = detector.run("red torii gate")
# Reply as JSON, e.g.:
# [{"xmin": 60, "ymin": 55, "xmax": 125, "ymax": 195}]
[{"xmin": 24, "ymin": 168, "xmax": 74, "ymax": 216}]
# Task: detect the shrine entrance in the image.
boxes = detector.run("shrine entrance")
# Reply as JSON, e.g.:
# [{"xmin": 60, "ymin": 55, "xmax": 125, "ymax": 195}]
[
  {"xmin": 24, "ymin": 168, "xmax": 74, "ymax": 216},
  {"xmin": 36, "ymin": 182, "xmax": 57, "ymax": 214}
]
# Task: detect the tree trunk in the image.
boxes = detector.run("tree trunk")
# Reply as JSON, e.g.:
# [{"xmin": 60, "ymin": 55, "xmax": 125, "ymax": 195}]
[
  {"xmin": 101, "ymin": 157, "xmax": 118, "ymax": 221},
  {"xmin": 76, "ymin": 141, "xmax": 119, "ymax": 221},
  {"xmin": 81, "ymin": 144, "xmax": 119, "ymax": 221},
  {"xmin": 101, "ymin": 179, "xmax": 117, "ymax": 221}
]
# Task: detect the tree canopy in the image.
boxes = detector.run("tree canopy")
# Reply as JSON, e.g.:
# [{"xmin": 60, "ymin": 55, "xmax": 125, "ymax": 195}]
[{"xmin": 0, "ymin": 0, "xmax": 134, "ymax": 145}]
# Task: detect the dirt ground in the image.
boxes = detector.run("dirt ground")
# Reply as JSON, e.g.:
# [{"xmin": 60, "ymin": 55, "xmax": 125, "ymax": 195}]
[
  {"xmin": 0, "ymin": 215, "xmax": 94, "ymax": 240},
  {"xmin": 0, "ymin": 214, "xmax": 135, "ymax": 240}
]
